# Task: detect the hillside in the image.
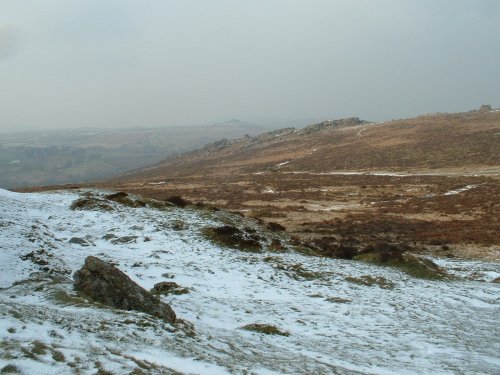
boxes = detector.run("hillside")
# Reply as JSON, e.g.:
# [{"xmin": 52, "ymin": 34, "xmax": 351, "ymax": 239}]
[
  {"xmin": 99, "ymin": 107, "xmax": 500, "ymax": 260},
  {"xmin": 1, "ymin": 188, "xmax": 499, "ymax": 373},
  {"xmin": 113, "ymin": 108, "xmax": 499, "ymax": 179}
]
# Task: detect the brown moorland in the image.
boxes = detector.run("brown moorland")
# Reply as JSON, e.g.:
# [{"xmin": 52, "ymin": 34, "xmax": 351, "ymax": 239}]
[{"xmin": 20, "ymin": 107, "xmax": 500, "ymax": 261}]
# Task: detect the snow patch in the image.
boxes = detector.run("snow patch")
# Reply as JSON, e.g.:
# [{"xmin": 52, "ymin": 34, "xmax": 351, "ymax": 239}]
[
  {"xmin": 444, "ymin": 185, "xmax": 477, "ymax": 196},
  {"xmin": 148, "ymin": 181, "xmax": 166, "ymax": 185},
  {"xmin": 276, "ymin": 160, "xmax": 291, "ymax": 167},
  {"xmin": 1, "ymin": 188, "xmax": 499, "ymax": 374}
]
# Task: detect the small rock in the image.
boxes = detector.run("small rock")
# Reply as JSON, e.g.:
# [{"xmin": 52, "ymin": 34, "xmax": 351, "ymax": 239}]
[
  {"xmin": 102, "ymin": 233, "xmax": 117, "ymax": 241},
  {"xmin": 68, "ymin": 237, "xmax": 92, "ymax": 247},
  {"xmin": 241, "ymin": 323, "xmax": 289, "ymax": 336},
  {"xmin": 325, "ymin": 297, "xmax": 352, "ymax": 303},
  {"xmin": 345, "ymin": 275, "xmax": 394, "ymax": 289},
  {"xmin": 171, "ymin": 220, "xmax": 187, "ymax": 231},
  {"xmin": 111, "ymin": 236, "xmax": 138, "ymax": 244},
  {"xmin": 151, "ymin": 281, "xmax": 189, "ymax": 295}
]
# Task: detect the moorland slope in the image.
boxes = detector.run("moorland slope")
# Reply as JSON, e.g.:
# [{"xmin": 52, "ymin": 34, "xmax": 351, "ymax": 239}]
[{"xmin": 101, "ymin": 107, "xmax": 500, "ymax": 260}]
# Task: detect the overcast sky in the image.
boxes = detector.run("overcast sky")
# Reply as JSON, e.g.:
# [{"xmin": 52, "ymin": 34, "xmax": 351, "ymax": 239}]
[{"xmin": 0, "ymin": 0, "xmax": 499, "ymax": 132}]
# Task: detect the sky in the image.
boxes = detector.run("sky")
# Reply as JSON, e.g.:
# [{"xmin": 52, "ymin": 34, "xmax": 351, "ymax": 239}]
[{"xmin": 0, "ymin": 0, "xmax": 499, "ymax": 132}]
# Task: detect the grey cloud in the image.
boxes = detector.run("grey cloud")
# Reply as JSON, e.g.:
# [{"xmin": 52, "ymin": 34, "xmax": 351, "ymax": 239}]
[
  {"xmin": 0, "ymin": 0, "xmax": 499, "ymax": 132},
  {"xmin": 0, "ymin": 25, "xmax": 19, "ymax": 61}
]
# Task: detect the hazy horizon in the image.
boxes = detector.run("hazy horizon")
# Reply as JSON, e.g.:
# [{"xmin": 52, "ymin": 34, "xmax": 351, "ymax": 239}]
[{"xmin": 1, "ymin": 0, "xmax": 499, "ymax": 133}]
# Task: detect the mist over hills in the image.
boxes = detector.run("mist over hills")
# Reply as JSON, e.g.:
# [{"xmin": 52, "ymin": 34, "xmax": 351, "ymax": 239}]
[{"xmin": 0, "ymin": 121, "xmax": 266, "ymax": 189}]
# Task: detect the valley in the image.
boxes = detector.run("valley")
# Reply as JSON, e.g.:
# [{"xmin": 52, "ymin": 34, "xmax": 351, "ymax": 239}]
[{"xmin": 0, "ymin": 121, "xmax": 264, "ymax": 189}]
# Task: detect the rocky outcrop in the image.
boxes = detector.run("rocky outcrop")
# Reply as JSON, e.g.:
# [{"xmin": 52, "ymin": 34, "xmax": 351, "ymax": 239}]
[
  {"xmin": 300, "ymin": 117, "xmax": 367, "ymax": 134},
  {"xmin": 73, "ymin": 256, "xmax": 176, "ymax": 323},
  {"xmin": 477, "ymin": 104, "xmax": 492, "ymax": 112}
]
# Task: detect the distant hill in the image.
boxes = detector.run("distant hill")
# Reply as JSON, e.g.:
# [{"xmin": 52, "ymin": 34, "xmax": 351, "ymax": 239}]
[
  {"xmin": 0, "ymin": 122, "xmax": 264, "ymax": 188},
  {"xmin": 111, "ymin": 108, "xmax": 500, "ymax": 181}
]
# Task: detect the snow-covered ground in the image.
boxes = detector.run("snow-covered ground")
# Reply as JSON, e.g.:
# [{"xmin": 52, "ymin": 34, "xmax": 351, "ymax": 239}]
[{"xmin": 0, "ymin": 189, "xmax": 499, "ymax": 374}]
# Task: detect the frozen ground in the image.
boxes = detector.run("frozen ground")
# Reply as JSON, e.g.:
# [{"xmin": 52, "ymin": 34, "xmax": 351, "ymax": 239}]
[{"xmin": 0, "ymin": 188, "xmax": 499, "ymax": 374}]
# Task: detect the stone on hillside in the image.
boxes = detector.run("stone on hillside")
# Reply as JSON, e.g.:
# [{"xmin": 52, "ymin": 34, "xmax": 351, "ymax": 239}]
[
  {"xmin": 151, "ymin": 281, "xmax": 189, "ymax": 295},
  {"xmin": 68, "ymin": 237, "xmax": 92, "ymax": 247},
  {"xmin": 241, "ymin": 323, "xmax": 289, "ymax": 336},
  {"xmin": 111, "ymin": 235, "xmax": 138, "ymax": 244},
  {"xmin": 70, "ymin": 196, "xmax": 113, "ymax": 212},
  {"xmin": 345, "ymin": 275, "xmax": 395, "ymax": 290},
  {"xmin": 73, "ymin": 256, "xmax": 176, "ymax": 323}
]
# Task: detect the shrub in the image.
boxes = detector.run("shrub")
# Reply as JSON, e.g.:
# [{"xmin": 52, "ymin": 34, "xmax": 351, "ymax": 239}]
[
  {"xmin": 267, "ymin": 222, "xmax": 286, "ymax": 232},
  {"xmin": 203, "ymin": 225, "xmax": 262, "ymax": 252},
  {"xmin": 165, "ymin": 196, "xmax": 190, "ymax": 208}
]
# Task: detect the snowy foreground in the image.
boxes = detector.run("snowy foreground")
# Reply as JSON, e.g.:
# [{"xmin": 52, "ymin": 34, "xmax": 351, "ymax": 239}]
[{"xmin": 0, "ymin": 189, "xmax": 499, "ymax": 375}]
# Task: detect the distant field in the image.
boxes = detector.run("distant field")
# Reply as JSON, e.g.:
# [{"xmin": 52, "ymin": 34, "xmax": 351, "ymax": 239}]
[{"xmin": 0, "ymin": 122, "xmax": 264, "ymax": 188}]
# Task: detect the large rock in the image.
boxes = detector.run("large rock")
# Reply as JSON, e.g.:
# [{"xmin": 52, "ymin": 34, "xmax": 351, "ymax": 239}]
[{"xmin": 73, "ymin": 256, "xmax": 176, "ymax": 323}]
